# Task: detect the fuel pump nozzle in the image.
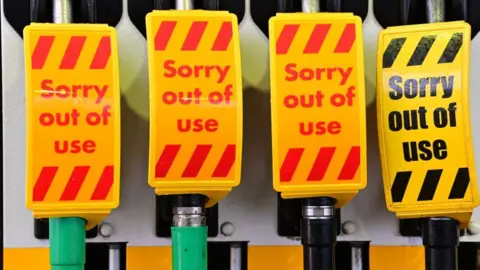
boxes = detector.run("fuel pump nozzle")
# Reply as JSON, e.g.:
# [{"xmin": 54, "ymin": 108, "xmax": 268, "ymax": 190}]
[
  {"xmin": 420, "ymin": 2, "xmax": 460, "ymax": 270},
  {"xmin": 48, "ymin": 2, "xmax": 88, "ymax": 270}
]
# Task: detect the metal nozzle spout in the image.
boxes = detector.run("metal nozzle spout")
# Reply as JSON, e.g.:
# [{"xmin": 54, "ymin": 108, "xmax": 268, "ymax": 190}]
[
  {"xmin": 302, "ymin": 0, "xmax": 320, "ymax": 13},
  {"xmin": 176, "ymin": 0, "xmax": 194, "ymax": 10},
  {"xmin": 426, "ymin": 0, "xmax": 445, "ymax": 23},
  {"xmin": 53, "ymin": 0, "xmax": 73, "ymax": 23}
]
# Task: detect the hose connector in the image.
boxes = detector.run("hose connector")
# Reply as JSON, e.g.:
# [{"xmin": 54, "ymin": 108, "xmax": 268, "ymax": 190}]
[
  {"xmin": 422, "ymin": 217, "xmax": 459, "ymax": 270},
  {"xmin": 301, "ymin": 197, "xmax": 337, "ymax": 270},
  {"xmin": 172, "ymin": 194, "xmax": 207, "ymax": 227},
  {"xmin": 173, "ymin": 206, "xmax": 206, "ymax": 227}
]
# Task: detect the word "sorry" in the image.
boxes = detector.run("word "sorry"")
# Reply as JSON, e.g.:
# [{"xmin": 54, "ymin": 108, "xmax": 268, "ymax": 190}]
[
  {"xmin": 163, "ymin": 60, "xmax": 231, "ymax": 84},
  {"xmin": 40, "ymin": 79, "xmax": 108, "ymax": 104},
  {"xmin": 284, "ymin": 63, "xmax": 353, "ymax": 85},
  {"xmin": 388, "ymin": 75, "xmax": 454, "ymax": 100}
]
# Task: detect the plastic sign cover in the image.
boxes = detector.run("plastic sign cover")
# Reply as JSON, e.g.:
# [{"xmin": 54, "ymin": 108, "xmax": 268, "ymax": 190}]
[
  {"xmin": 269, "ymin": 13, "xmax": 367, "ymax": 203},
  {"xmin": 24, "ymin": 24, "xmax": 121, "ymax": 217},
  {"xmin": 377, "ymin": 22, "xmax": 478, "ymax": 218},
  {"xmin": 146, "ymin": 11, "xmax": 243, "ymax": 194}
]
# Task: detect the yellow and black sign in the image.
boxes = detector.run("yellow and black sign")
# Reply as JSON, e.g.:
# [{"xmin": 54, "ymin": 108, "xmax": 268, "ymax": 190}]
[{"xmin": 377, "ymin": 21, "xmax": 478, "ymax": 224}]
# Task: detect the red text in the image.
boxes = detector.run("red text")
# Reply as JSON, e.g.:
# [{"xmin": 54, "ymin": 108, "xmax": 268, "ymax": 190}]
[
  {"xmin": 300, "ymin": 121, "xmax": 342, "ymax": 136},
  {"xmin": 284, "ymin": 64, "xmax": 353, "ymax": 85},
  {"xmin": 177, "ymin": 119, "xmax": 219, "ymax": 132},
  {"xmin": 163, "ymin": 59, "xmax": 231, "ymax": 84},
  {"xmin": 54, "ymin": 139, "xmax": 96, "ymax": 154},
  {"xmin": 40, "ymin": 79, "xmax": 108, "ymax": 104},
  {"xmin": 162, "ymin": 85, "xmax": 233, "ymax": 106},
  {"xmin": 39, "ymin": 109, "xmax": 80, "ymax": 126}
]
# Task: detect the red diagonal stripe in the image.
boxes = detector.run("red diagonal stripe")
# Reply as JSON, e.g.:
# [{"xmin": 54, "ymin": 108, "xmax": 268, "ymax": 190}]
[
  {"xmin": 280, "ymin": 148, "xmax": 304, "ymax": 182},
  {"xmin": 307, "ymin": 147, "xmax": 336, "ymax": 181},
  {"xmin": 212, "ymin": 145, "xmax": 236, "ymax": 177},
  {"xmin": 181, "ymin": 21, "xmax": 208, "ymax": 51},
  {"xmin": 156, "ymin": 145, "xmax": 181, "ymax": 178},
  {"xmin": 59, "ymin": 36, "xmax": 87, "ymax": 69},
  {"xmin": 90, "ymin": 166, "xmax": 114, "ymax": 200},
  {"xmin": 338, "ymin": 146, "xmax": 360, "ymax": 180},
  {"xmin": 334, "ymin": 24, "xmax": 356, "ymax": 53},
  {"xmin": 33, "ymin": 166, "xmax": 58, "ymax": 201},
  {"xmin": 276, "ymin": 24, "xmax": 300, "ymax": 55},
  {"xmin": 31, "ymin": 36, "xmax": 55, "ymax": 69},
  {"xmin": 90, "ymin": 36, "xmax": 111, "ymax": 69},
  {"xmin": 182, "ymin": 145, "xmax": 212, "ymax": 177},
  {"xmin": 212, "ymin": 22, "xmax": 233, "ymax": 51},
  {"xmin": 155, "ymin": 21, "xmax": 177, "ymax": 51},
  {"xmin": 303, "ymin": 24, "xmax": 331, "ymax": 54},
  {"xmin": 60, "ymin": 166, "xmax": 90, "ymax": 201}
]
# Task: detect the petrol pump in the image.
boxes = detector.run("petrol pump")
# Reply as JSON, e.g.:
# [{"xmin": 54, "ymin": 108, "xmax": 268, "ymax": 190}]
[
  {"xmin": 24, "ymin": 1, "xmax": 121, "ymax": 269},
  {"xmin": 377, "ymin": 0, "xmax": 478, "ymax": 269},
  {"xmin": 145, "ymin": 1, "xmax": 243, "ymax": 269},
  {"xmin": 269, "ymin": 1, "xmax": 367, "ymax": 269}
]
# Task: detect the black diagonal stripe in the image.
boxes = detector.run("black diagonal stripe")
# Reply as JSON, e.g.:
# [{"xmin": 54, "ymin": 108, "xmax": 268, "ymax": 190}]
[
  {"xmin": 382, "ymin": 38, "xmax": 407, "ymax": 68},
  {"xmin": 417, "ymin": 169, "xmax": 442, "ymax": 201},
  {"xmin": 438, "ymin": 33, "xmax": 463, "ymax": 64},
  {"xmin": 391, "ymin": 171, "xmax": 412, "ymax": 203},
  {"xmin": 407, "ymin": 35, "xmax": 437, "ymax": 66},
  {"xmin": 449, "ymin": 167, "xmax": 470, "ymax": 199}
]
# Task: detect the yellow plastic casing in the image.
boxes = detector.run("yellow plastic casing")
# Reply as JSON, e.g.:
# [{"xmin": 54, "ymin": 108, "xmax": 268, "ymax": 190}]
[
  {"xmin": 24, "ymin": 24, "xmax": 121, "ymax": 229},
  {"xmin": 269, "ymin": 13, "xmax": 367, "ymax": 207},
  {"xmin": 377, "ymin": 21, "xmax": 478, "ymax": 226},
  {"xmin": 146, "ymin": 11, "xmax": 243, "ymax": 207}
]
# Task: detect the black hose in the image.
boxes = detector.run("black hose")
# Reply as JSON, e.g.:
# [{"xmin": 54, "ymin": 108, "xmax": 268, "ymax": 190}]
[
  {"xmin": 153, "ymin": 0, "xmax": 173, "ymax": 10},
  {"xmin": 30, "ymin": 0, "xmax": 50, "ymax": 22},
  {"xmin": 82, "ymin": 0, "xmax": 97, "ymax": 23},
  {"xmin": 326, "ymin": 0, "xmax": 342, "ymax": 12},
  {"xmin": 203, "ymin": 0, "xmax": 220, "ymax": 10},
  {"xmin": 301, "ymin": 197, "xmax": 337, "ymax": 270},
  {"xmin": 422, "ymin": 218, "xmax": 459, "ymax": 270},
  {"xmin": 449, "ymin": 0, "xmax": 468, "ymax": 21},
  {"xmin": 172, "ymin": 194, "xmax": 207, "ymax": 208},
  {"xmin": 277, "ymin": 0, "xmax": 295, "ymax": 13},
  {"xmin": 400, "ymin": 0, "xmax": 410, "ymax": 25}
]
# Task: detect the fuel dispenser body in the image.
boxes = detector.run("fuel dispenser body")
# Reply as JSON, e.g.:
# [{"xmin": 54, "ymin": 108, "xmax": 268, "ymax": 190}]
[{"xmin": 3, "ymin": 0, "xmax": 480, "ymax": 270}]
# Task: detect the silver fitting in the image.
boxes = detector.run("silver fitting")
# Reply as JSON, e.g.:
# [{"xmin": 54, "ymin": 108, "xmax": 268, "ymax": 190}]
[
  {"xmin": 173, "ymin": 206, "xmax": 206, "ymax": 227},
  {"xmin": 426, "ymin": 0, "xmax": 445, "ymax": 23},
  {"xmin": 302, "ymin": 205, "xmax": 335, "ymax": 220},
  {"xmin": 53, "ymin": 0, "xmax": 73, "ymax": 24},
  {"xmin": 302, "ymin": 0, "xmax": 320, "ymax": 13},
  {"xmin": 176, "ymin": 0, "xmax": 194, "ymax": 10}
]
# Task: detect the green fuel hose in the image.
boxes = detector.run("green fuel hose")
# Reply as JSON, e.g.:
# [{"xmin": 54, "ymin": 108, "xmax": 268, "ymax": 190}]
[
  {"xmin": 171, "ymin": 226, "xmax": 208, "ymax": 270},
  {"xmin": 49, "ymin": 217, "xmax": 86, "ymax": 270}
]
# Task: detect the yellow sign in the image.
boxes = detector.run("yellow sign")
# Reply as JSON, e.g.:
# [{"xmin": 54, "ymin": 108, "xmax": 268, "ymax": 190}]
[
  {"xmin": 269, "ymin": 13, "xmax": 367, "ymax": 207},
  {"xmin": 377, "ymin": 22, "xmax": 478, "ymax": 223},
  {"xmin": 146, "ymin": 11, "xmax": 243, "ymax": 205},
  {"xmin": 24, "ymin": 24, "xmax": 121, "ymax": 227}
]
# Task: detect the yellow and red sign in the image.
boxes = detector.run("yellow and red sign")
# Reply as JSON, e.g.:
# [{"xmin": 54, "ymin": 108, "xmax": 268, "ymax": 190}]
[
  {"xmin": 377, "ymin": 22, "xmax": 478, "ymax": 224},
  {"xmin": 146, "ymin": 11, "xmax": 243, "ymax": 205},
  {"xmin": 269, "ymin": 13, "xmax": 367, "ymax": 207},
  {"xmin": 24, "ymin": 24, "xmax": 121, "ymax": 227}
]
